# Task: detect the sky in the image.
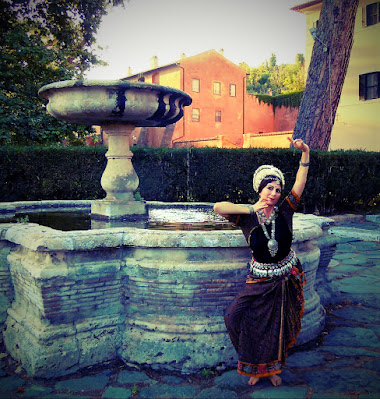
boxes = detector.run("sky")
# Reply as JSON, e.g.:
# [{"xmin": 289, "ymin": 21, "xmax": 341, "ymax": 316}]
[{"xmin": 85, "ymin": 0, "xmax": 307, "ymax": 81}]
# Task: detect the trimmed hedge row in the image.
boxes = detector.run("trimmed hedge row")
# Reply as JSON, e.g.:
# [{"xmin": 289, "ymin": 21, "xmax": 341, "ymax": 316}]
[
  {"xmin": 1, "ymin": 146, "xmax": 379, "ymax": 215},
  {"xmin": 0, "ymin": 146, "xmax": 106, "ymax": 201}
]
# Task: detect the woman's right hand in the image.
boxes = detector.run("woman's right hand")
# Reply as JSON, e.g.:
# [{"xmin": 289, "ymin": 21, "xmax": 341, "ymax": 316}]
[{"xmin": 253, "ymin": 198, "xmax": 268, "ymax": 213}]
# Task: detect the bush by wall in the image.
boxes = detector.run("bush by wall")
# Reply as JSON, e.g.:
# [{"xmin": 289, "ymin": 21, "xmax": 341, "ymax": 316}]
[
  {"xmin": 0, "ymin": 146, "xmax": 106, "ymax": 201},
  {"xmin": 0, "ymin": 146, "xmax": 379, "ymax": 215}
]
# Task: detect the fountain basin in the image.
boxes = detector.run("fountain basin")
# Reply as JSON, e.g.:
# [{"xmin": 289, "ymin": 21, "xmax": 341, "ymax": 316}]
[
  {"xmin": 38, "ymin": 80, "xmax": 192, "ymax": 127},
  {"xmin": 0, "ymin": 201, "xmax": 331, "ymax": 377}
]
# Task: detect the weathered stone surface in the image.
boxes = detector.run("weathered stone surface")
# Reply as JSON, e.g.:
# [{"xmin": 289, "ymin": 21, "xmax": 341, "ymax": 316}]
[
  {"xmin": 324, "ymin": 358, "xmax": 356, "ymax": 369},
  {"xmin": 102, "ymin": 386, "xmax": 132, "ymax": 399},
  {"xmin": 251, "ymin": 386, "xmax": 308, "ymax": 398},
  {"xmin": 20, "ymin": 384, "xmax": 54, "ymax": 397},
  {"xmin": 138, "ymin": 384, "xmax": 198, "ymax": 399},
  {"xmin": 362, "ymin": 358, "xmax": 380, "ymax": 373},
  {"xmin": 195, "ymin": 386, "xmax": 238, "ymax": 399},
  {"xmin": 331, "ymin": 306, "xmax": 380, "ymax": 324},
  {"xmin": 280, "ymin": 368, "xmax": 301, "ymax": 383},
  {"xmin": 54, "ymin": 373, "xmax": 109, "ymax": 392},
  {"xmin": 0, "ymin": 376, "xmax": 25, "ymax": 392},
  {"xmin": 328, "ymin": 226, "xmax": 380, "ymax": 242},
  {"xmin": 214, "ymin": 370, "xmax": 250, "ymax": 390},
  {"xmin": 160, "ymin": 375, "xmax": 185, "ymax": 385},
  {"xmin": 324, "ymin": 327, "xmax": 380, "ymax": 348},
  {"xmin": 310, "ymin": 394, "xmax": 349, "ymax": 399},
  {"xmin": 303, "ymin": 368, "xmax": 380, "ymax": 393},
  {"xmin": 319, "ymin": 346, "xmax": 379, "ymax": 357},
  {"xmin": 117, "ymin": 370, "xmax": 153, "ymax": 385},
  {"xmin": 286, "ymin": 351, "xmax": 325, "ymax": 368}
]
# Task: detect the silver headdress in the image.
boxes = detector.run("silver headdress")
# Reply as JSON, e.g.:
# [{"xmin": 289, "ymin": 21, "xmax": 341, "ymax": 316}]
[{"xmin": 253, "ymin": 165, "xmax": 285, "ymax": 193}]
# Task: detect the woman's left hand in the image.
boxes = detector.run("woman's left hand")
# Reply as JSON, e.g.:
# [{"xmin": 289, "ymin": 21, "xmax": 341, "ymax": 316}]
[{"xmin": 288, "ymin": 137, "xmax": 309, "ymax": 152}]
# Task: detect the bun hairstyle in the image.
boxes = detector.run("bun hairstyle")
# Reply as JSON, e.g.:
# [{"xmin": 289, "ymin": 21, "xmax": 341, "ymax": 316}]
[{"xmin": 253, "ymin": 165, "xmax": 285, "ymax": 193}]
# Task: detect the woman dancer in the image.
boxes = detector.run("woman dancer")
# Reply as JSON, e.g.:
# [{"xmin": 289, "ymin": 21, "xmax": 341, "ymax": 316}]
[{"xmin": 214, "ymin": 138, "xmax": 309, "ymax": 386}]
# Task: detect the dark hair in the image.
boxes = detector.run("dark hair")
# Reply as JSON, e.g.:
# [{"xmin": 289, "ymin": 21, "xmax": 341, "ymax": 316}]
[{"xmin": 258, "ymin": 176, "xmax": 283, "ymax": 193}]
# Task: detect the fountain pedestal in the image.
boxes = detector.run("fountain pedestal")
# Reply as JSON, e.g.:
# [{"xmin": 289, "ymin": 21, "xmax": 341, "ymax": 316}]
[{"xmin": 91, "ymin": 124, "xmax": 147, "ymax": 220}]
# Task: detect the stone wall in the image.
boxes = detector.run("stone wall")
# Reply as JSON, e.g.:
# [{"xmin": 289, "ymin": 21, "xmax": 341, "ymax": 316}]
[{"xmin": 0, "ymin": 239, "xmax": 14, "ymax": 341}]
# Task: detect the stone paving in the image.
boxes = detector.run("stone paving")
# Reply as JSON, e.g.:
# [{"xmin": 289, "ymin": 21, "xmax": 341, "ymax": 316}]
[{"xmin": 0, "ymin": 216, "xmax": 379, "ymax": 399}]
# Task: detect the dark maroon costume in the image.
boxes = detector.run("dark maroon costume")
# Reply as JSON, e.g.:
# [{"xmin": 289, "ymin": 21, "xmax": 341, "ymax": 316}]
[{"xmin": 224, "ymin": 190, "xmax": 305, "ymax": 377}]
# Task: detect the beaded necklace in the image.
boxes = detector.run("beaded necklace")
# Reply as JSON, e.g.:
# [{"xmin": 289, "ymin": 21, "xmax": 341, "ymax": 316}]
[{"xmin": 257, "ymin": 206, "xmax": 278, "ymax": 257}]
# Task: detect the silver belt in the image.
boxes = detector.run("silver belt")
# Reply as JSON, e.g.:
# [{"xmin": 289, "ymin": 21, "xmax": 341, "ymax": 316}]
[{"xmin": 249, "ymin": 250, "xmax": 297, "ymax": 278}]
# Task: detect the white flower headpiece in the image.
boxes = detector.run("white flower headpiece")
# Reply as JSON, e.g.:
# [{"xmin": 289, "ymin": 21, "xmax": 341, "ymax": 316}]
[{"xmin": 253, "ymin": 165, "xmax": 285, "ymax": 193}]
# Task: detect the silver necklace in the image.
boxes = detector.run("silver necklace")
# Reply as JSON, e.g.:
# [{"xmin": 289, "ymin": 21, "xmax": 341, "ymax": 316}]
[{"xmin": 258, "ymin": 207, "xmax": 278, "ymax": 257}]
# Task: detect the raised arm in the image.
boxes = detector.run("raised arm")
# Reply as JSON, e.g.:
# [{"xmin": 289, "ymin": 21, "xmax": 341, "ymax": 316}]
[
  {"xmin": 213, "ymin": 202, "xmax": 250, "ymax": 218},
  {"xmin": 214, "ymin": 197, "xmax": 269, "ymax": 218},
  {"xmin": 288, "ymin": 137, "xmax": 310, "ymax": 198}
]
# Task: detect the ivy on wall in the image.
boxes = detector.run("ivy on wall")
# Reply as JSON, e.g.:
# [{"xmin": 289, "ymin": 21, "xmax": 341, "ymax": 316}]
[{"xmin": 255, "ymin": 91, "xmax": 304, "ymax": 113}]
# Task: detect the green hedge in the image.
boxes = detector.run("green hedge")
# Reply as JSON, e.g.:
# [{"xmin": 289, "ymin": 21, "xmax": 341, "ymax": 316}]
[
  {"xmin": 0, "ymin": 146, "xmax": 379, "ymax": 215},
  {"xmin": 0, "ymin": 146, "xmax": 106, "ymax": 201}
]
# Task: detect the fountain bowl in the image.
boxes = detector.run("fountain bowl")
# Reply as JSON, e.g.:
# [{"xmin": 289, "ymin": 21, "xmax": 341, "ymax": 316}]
[{"xmin": 38, "ymin": 80, "xmax": 192, "ymax": 127}]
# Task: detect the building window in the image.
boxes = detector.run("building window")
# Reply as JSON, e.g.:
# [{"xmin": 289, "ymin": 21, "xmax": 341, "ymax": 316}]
[
  {"xmin": 192, "ymin": 108, "xmax": 200, "ymax": 122},
  {"xmin": 229, "ymin": 84, "xmax": 236, "ymax": 97},
  {"xmin": 213, "ymin": 82, "xmax": 221, "ymax": 95},
  {"xmin": 192, "ymin": 78, "xmax": 200, "ymax": 92},
  {"xmin": 363, "ymin": 2, "xmax": 380, "ymax": 26},
  {"xmin": 215, "ymin": 110, "xmax": 222, "ymax": 122},
  {"xmin": 359, "ymin": 72, "xmax": 380, "ymax": 100}
]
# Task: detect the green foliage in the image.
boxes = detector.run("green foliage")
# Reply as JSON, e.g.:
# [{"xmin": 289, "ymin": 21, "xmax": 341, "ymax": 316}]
[
  {"xmin": 0, "ymin": 146, "xmax": 106, "ymax": 201},
  {"xmin": 255, "ymin": 91, "xmax": 304, "ymax": 112},
  {"xmin": 0, "ymin": 146, "xmax": 379, "ymax": 216},
  {"xmin": 131, "ymin": 385, "xmax": 139, "ymax": 395},
  {"xmin": 242, "ymin": 53, "xmax": 305, "ymax": 95},
  {"xmin": 200, "ymin": 368, "xmax": 214, "ymax": 379},
  {"xmin": 0, "ymin": 0, "xmax": 124, "ymax": 145},
  {"xmin": 16, "ymin": 215, "xmax": 29, "ymax": 223}
]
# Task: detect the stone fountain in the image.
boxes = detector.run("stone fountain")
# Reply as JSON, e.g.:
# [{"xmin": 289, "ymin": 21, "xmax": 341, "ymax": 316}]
[
  {"xmin": 0, "ymin": 80, "xmax": 332, "ymax": 378},
  {"xmin": 38, "ymin": 80, "xmax": 192, "ymax": 222}
]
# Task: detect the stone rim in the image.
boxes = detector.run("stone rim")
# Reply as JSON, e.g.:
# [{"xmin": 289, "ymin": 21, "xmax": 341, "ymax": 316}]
[{"xmin": 38, "ymin": 79, "xmax": 193, "ymax": 102}]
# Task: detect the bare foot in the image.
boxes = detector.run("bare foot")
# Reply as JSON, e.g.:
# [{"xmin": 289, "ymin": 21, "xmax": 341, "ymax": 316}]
[
  {"xmin": 268, "ymin": 374, "xmax": 282, "ymax": 386},
  {"xmin": 248, "ymin": 376, "xmax": 260, "ymax": 386}
]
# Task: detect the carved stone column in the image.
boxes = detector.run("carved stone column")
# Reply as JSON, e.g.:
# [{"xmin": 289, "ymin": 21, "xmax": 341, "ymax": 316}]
[{"xmin": 91, "ymin": 124, "xmax": 146, "ymax": 220}]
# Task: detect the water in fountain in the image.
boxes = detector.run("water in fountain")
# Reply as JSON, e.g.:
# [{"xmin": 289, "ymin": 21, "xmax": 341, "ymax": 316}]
[{"xmin": 2, "ymin": 205, "xmax": 237, "ymax": 231}]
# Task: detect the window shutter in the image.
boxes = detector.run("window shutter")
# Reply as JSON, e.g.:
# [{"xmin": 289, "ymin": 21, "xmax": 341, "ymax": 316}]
[
  {"xmin": 362, "ymin": 6, "xmax": 367, "ymax": 27},
  {"xmin": 359, "ymin": 74, "xmax": 365, "ymax": 100}
]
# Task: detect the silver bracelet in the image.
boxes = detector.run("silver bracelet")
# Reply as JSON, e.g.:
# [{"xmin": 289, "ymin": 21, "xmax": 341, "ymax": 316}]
[
  {"xmin": 300, "ymin": 161, "xmax": 310, "ymax": 167},
  {"xmin": 248, "ymin": 205, "xmax": 254, "ymax": 215}
]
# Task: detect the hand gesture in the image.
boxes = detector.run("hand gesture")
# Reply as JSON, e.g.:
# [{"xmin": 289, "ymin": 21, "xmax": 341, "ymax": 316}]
[
  {"xmin": 253, "ymin": 198, "xmax": 268, "ymax": 212},
  {"xmin": 288, "ymin": 137, "xmax": 309, "ymax": 152}
]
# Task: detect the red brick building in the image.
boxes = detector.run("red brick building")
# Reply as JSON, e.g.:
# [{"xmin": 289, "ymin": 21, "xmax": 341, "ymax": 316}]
[{"xmin": 117, "ymin": 49, "xmax": 297, "ymax": 148}]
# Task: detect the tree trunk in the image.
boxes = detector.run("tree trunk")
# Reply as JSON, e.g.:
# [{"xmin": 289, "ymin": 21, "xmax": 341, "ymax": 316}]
[{"xmin": 292, "ymin": 0, "xmax": 359, "ymax": 151}]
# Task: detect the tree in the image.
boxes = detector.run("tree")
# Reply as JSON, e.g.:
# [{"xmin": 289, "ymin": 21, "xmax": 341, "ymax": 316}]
[
  {"xmin": 0, "ymin": 0, "xmax": 124, "ymax": 145},
  {"xmin": 269, "ymin": 53, "xmax": 277, "ymax": 67},
  {"xmin": 241, "ymin": 54, "xmax": 305, "ymax": 95},
  {"xmin": 292, "ymin": 0, "xmax": 359, "ymax": 151},
  {"xmin": 295, "ymin": 53, "xmax": 305, "ymax": 66}
]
